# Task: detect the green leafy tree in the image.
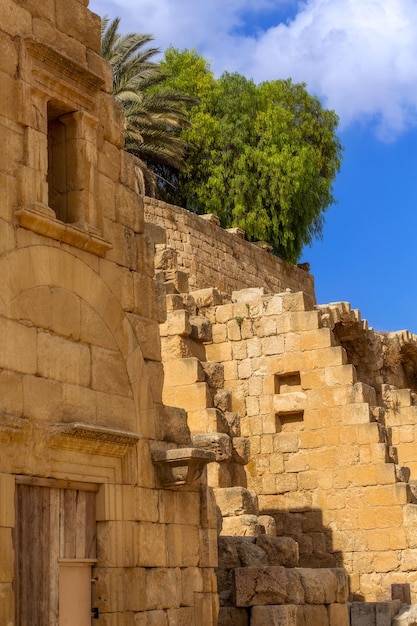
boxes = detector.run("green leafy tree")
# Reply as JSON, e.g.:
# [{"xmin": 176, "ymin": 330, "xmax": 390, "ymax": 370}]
[
  {"xmin": 100, "ymin": 18, "xmax": 194, "ymax": 194},
  {"xmin": 160, "ymin": 49, "xmax": 342, "ymax": 263}
]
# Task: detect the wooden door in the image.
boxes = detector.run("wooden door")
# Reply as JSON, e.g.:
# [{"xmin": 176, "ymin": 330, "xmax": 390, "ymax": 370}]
[{"xmin": 16, "ymin": 482, "xmax": 96, "ymax": 626}]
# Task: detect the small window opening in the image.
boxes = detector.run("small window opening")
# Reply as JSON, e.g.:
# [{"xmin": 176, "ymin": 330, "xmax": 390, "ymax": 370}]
[{"xmin": 47, "ymin": 101, "xmax": 75, "ymax": 223}]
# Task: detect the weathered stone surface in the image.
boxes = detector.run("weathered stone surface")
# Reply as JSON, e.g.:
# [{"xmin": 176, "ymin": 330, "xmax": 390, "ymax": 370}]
[
  {"xmin": 233, "ymin": 566, "xmax": 287, "ymax": 607},
  {"xmin": 221, "ymin": 515, "xmax": 263, "ymax": 538},
  {"xmin": 218, "ymin": 607, "xmax": 249, "ymax": 626},
  {"xmin": 251, "ymin": 605, "xmax": 299, "ymax": 626},
  {"xmin": 256, "ymin": 536, "xmax": 299, "ymax": 568},
  {"xmin": 214, "ymin": 487, "xmax": 258, "ymax": 517},
  {"xmin": 192, "ymin": 433, "xmax": 232, "ymax": 461},
  {"xmin": 257, "ymin": 515, "xmax": 277, "ymax": 536}
]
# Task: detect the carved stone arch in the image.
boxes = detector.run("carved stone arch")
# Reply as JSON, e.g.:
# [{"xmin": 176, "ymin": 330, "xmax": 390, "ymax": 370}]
[{"xmin": 0, "ymin": 245, "xmax": 156, "ymax": 437}]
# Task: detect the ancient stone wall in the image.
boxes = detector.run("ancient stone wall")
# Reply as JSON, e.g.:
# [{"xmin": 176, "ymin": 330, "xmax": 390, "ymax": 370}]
[
  {"xmin": 0, "ymin": 1, "xmax": 218, "ymax": 624},
  {"xmin": 144, "ymin": 197, "xmax": 315, "ymax": 298},
  {"xmin": 157, "ymin": 282, "xmax": 417, "ymax": 617}
]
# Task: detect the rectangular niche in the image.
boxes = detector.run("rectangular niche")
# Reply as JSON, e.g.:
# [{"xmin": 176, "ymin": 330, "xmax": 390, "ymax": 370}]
[
  {"xmin": 275, "ymin": 371, "xmax": 302, "ymax": 394},
  {"xmin": 276, "ymin": 411, "xmax": 304, "ymax": 433}
]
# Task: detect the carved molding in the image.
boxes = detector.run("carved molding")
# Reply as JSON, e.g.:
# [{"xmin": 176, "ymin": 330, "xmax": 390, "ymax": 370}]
[
  {"xmin": 16, "ymin": 205, "xmax": 112, "ymax": 256},
  {"xmin": 152, "ymin": 447, "xmax": 215, "ymax": 489}
]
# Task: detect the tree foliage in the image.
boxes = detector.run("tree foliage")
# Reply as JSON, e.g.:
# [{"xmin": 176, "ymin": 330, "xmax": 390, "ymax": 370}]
[
  {"xmin": 159, "ymin": 48, "xmax": 343, "ymax": 263},
  {"xmin": 100, "ymin": 19, "xmax": 195, "ymax": 195}
]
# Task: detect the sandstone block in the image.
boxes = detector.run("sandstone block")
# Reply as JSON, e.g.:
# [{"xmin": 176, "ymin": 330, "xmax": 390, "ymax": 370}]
[
  {"xmin": 256, "ymin": 536, "xmax": 299, "ymax": 568},
  {"xmin": 163, "ymin": 382, "xmax": 212, "ymax": 412},
  {"xmin": 187, "ymin": 408, "xmax": 229, "ymax": 434},
  {"xmin": 190, "ymin": 316, "xmax": 212, "ymax": 342},
  {"xmin": 285, "ymin": 569, "xmax": 305, "ymax": 604},
  {"xmin": 328, "ymin": 603, "xmax": 349, "ymax": 626},
  {"xmin": 23, "ymin": 374, "xmax": 64, "ymax": 422},
  {"xmin": 192, "ymin": 433, "xmax": 232, "ymax": 461},
  {"xmin": 0, "ymin": 317, "xmax": 37, "ymax": 375},
  {"xmin": 159, "ymin": 309, "xmax": 191, "ymax": 337},
  {"xmin": 37, "ymin": 330, "xmax": 90, "ymax": 385},
  {"xmin": 191, "ymin": 287, "xmax": 223, "ymax": 308},
  {"xmin": 273, "ymin": 392, "xmax": 307, "ymax": 416},
  {"xmin": 199, "ymin": 528, "xmax": 219, "ymax": 567},
  {"xmin": 214, "ymin": 389, "xmax": 231, "ymax": 412},
  {"xmin": 218, "ymin": 607, "xmax": 249, "ymax": 626},
  {"xmin": 164, "ymin": 357, "xmax": 205, "ymax": 387},
  {"xmin": 258, "ymin": 515, "xmax": 277, "ymax": 536},
  {"xmin": 233, "ymin": 566, "xmax": 287, "ymax": 606},
  {"xmin": 157, "ymin": 405, "xmax": 191, "ymax": 445},
  {"xmin": 205, "ymin": 341, "xmax": 233, "ymax": 363},
  {"xmin": 251, "ymin": 604, "xmax": 298, "ymax": 626},
  {"xmin": 145, "ymin": 567, "xmax": 181, "ymax": 611},
  {"xmin": 221, "ymin": 515, "xmax": 263, "ymax": 537},
  {"xmin": 300, "ymin": 604, "xmax": 329, "ymax": 625},
  {"xmin": 231, "ymin": 437, "xmax": 250, "ymax": 465},
  {"xmin": 214, "ymin": 487, "xmax": 258, "ymax": 517}
]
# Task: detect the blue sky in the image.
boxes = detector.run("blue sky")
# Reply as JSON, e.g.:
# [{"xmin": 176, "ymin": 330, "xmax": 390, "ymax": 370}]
[{"xmin": 90, "ymin": 0, "xmax": 417, "ymax": 334}]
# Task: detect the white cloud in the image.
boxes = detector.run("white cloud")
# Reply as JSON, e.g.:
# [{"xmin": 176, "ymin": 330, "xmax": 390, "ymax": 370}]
[{"xmin": 89, "ymin": 0, "xmax": 417, "ymax": 140}]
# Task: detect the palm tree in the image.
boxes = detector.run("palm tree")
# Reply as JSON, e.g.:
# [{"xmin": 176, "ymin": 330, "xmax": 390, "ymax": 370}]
[{"xmin": 100, "ymin": 17, "xmax": 194, "ymax": 195}]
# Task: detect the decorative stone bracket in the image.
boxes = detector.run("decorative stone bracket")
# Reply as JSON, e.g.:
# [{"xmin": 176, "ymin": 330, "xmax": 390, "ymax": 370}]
[{"xmin": 152, "ymin": 447, "xmax": 215, "ymax": 489}]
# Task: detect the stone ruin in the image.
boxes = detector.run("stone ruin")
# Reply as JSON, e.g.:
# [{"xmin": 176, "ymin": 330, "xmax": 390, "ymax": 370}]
[{"xmin": 1, "ymin": 1, "xmax": 417, "ymax": 625}]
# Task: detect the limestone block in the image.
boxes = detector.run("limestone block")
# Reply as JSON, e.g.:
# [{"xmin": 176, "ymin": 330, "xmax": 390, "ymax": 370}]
[
  {"xmin": 256, "ymin": 536, "xmax": 299, "ymax": 568},
  {"xmin": 0, "ymin": 317, "xmax": 37, "ymax": 375},
  {"xmin": 0, "ymin": 369, "xmax": 22, "ymax": 418},
  {"xmin": 127, "ymin": 314, "xmax": 161, "ymax": 362},
  {"xmin": 191, "ymin": 287, "xmax": 223, "ymax": 308},
  {"xmin": 233, "ymin": 566, "xmax": 287, "ymax": 606},
  {"xmin": 91, "ymin": 346, "xmax": 130, "ymax": 395},
  {"xmin": 190, "ymin": 316, "xmax": 212, "ymax": 342},
  {"xmin": 251, "ymin": 605, "xmax": 298, "ymax": 626},
  {"xmin": 145, "ymin": 567, "xmax": 182, "ymax": 610},
  {"xmin": 199, "ymin": 528, "xmax": 219, "ymax": 567},
  {"xmin": 300, "ymin": 605, "xmax": 329, "ymax": 625},
  {"xmin": 166, "ymin": 523, "xmax": 200, "ymax": 567},
  {"xmin": 0, "ymin": 0, "xmax": 32, "ymax": 37},
  {"xmin": 221, "ymin": 515, "xmax": 262, "ymax": 537},
  {"xmin": 214, "ymin": 487, "xmax": 258, "ymax": 517},
  {"xmin": 192, "ymin": 433, "xmax": 232, "ymax": 462},
  {"xmin": 330, "ymin": 568, "xmax": 349, "ymax": 602},
  {"xmin": 163, "ymin": 382, "xmax": 212, "ymax": 412},
  {"xmin": 166, "ymin": 607, "xmax": 195, "ymax": 626},
  {"xmin": 164, "ymin": 358, "xmax": 205, "ymax": 387},
  {"xmin": 232, "ymin": 437, "xmax": 250, "ymax": 465},
  {"xmin": 160, "ymin": 309, "xmax": 191, "ymax": 337},
  {"xmin": 212, "ymin": 323, "xmax": 228, "ymax": 343},
  {"xmin": 136, "ymin": 523, "xmax": 167, "ymax": 567},
  {"xmin": 218, "ymin": 607, "xmax": 249, "ymax": 626},
  {"xmin": 258, "ymin": 515, "xmax": 277, "ymax": 536},
  {"xmin": 157, "ymin": 405, "xmax": 191, "ymax": 445},
  {"xmin": 281, "ymin": 291, "xmax": 314, "ymax": 312},
  {"xmin": 273, "ymin": 392, "xmax": 306, "ymax": 416},
  {"xmin": 226, "ymin": 412, "xmax": 241, "ymax": 437},
  {"xmin": 327, "ymin": 604, "xmax": 349, "ymax": 626},
  {"xmin": 181, "ymin": 567, "xmax": 204, "ymax": 607},
  {"xmin": 232, "ymin": 288, "xmax": 265, "ymax": 303},
  {"xmin": 202, "ymin": 362, "xmax": 225, "ymax": 389},
  {"xmin": 284, "ymin": 569, "xmax": 305, "ymax": 604},
  {"xmin": 205, "ymin": 341, "xmax": 233, "ymax": 362},
  {"xmin": 23, "ymin": 374, "xmax": 63, "ymax": 421},
  {"xmin": 96, "ymin": 521, "xmax": 137, "ymax": 567},
  {"xmin": 55, "ymin": 0, "xmax": 101, "ymax": 50},
  {"xmin": 187, "ymin": 408, "xmax": 229, "ymax": 435},
  {"xmin": 134, "ymin": 609, "xmax": 167, "ymax": 625},
  {"xmin": 199, "ymin": 484, "xmax": 219, "ymax": 530},
  {"xmin": 37, "ymin": 331, "xmax": 90, "ymax": 385}
]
